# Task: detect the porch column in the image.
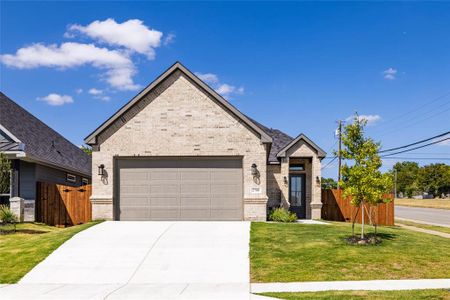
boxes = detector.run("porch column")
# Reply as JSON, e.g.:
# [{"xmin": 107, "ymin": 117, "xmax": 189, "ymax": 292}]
[{"xmin": 310, "ymin": 156, "xmax": 322, "ymax": 219}]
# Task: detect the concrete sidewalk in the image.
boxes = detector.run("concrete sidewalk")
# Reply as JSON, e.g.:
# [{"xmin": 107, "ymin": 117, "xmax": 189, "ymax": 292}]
[
  {"xmin": 397, "ymin": 223, "xmax": 450, "ymax": 239},
  {"xmin": 251, "ymin": 279, "xmax": 450, "ymax": 293}
]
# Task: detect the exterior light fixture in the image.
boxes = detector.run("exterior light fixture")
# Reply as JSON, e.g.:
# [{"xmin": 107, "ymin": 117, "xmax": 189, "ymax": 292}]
[
  {"xmin": 98, "ymin": 164, "xmax": 105, "ymax": 176},
  {"xmin": 251, "ymin": 163, "xmax": 258, "ymax": 176},
  {"xmin": 316, "ymin": 176, "xmax": 321, "ymax": 184},
  {"xmin": 283, "ymin": 176, "xmax": 288, "ymax": 184}
]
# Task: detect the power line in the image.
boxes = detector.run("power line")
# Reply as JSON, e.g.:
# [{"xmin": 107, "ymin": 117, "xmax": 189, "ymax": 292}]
[
  {"xmin": 382, "ymin": 157, "xmax": 450, "ymax": 160},
  {"xmin": 379, "ymin": 131, "xmax": 450, "ymax": 153},
  {"xmin": 373, "ymin": 91, "xmax": 450, "ymax": 131},
  {"xmin": 381, "ymin": 137, "xmax": 450, "ymax": 157},
  {"xmin": 321, "ymin": 156, "xmax": 337, "ymax": 169},
  {"xmin": 376, "ymin": 106, "xmax": 450, "ymax": 136}
]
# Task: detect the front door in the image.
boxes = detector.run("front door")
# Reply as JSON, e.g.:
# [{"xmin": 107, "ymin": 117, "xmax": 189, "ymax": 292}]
[{"xmin": 289, "ymin": 174, "xmax": 306, "ymax": 219}]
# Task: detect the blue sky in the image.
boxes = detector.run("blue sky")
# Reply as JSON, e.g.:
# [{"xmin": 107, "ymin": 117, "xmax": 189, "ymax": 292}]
[{"xmin": 1, "ymin": 1, "xmax": 449, "ymax": 178}]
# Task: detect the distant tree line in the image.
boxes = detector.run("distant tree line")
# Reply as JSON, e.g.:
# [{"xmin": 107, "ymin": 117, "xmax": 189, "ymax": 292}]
[{"xmin": 392, "ymin": 162, "xmax": 450, "ymax": 198}]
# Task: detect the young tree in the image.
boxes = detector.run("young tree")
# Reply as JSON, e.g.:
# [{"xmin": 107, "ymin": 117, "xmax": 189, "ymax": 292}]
[
  {"xmin": 338, "ymin": 114, "xmax": 393, "ymax": 239},
  {"xmin": 0, "ymin": 153, "xmax": 11, "ymax": 195}
]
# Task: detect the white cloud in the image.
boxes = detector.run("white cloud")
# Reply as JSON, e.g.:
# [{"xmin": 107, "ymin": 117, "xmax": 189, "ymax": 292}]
[
  {"xmin": 88, "ymin": 88, "xmax": 103, "ymax": 95},
  {"xmin": 163, "ymin": 33, "xmax": 176, "ymax": 46},
  {"xmin": 0, "ymin": 42, "xmax": 139, "ymax": 90},
  {"xmin": 67, "ymin": 18, "xmax": 162, "ymax": 59},
  {"xmin": 346, "ymin": 114, "xmax": 381, "ymax": 125},
  {"xmin": 75, "ymin": 88, "xmax": 83, "ymax": 94},
  {"xmin": 383, "ymin": 67, "xmax": 397, "ymax": 80},
  {"xmin": 195, "ymin": 72, "xmax": 244, "ymax": 99},
  {"xmin": 216, "ymin": 84, "xmax": 244, "ymax": 97},
  {"xmin": 37, "ymin": 93, "xmax": 73, "ymax": 106},
  {"xmin": 195, "ymin": 72, "xmax": 219, "ymax": 84}
]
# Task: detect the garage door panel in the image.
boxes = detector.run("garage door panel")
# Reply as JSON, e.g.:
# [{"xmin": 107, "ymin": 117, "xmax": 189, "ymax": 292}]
[
  {"xmin": 180, "ymin": 196, "xmax": 210, "ymax": 208},
  {"xmin": 118, "ymin": 158, "xmax": 242, "ymax": 220},
  {"xmin": 150, "ymin": 197, "xmax": 179, "ymax": 206},
  {"xmin": 211, "ymin": 184, "xmax": 241, "ymax": 194},
  {"xmin": 120, "ymin": 207, "xmax": 151, "ymax": 220},
  {"xmin": 150, "ymin": 183, "xmax": 179, "ymax": 194},
  {"xmin": 211, "ymin": 209, "xmax": 242, "ymax": 220},
  {"xmin": 150, "ymin": 170, "xmax": 179, "ymax": 180},
  {"xmin": 180, "ymin": 170, "xmax": 210, "ymax": 180},
  {"xmin": 180, "ymin": 183, "xmax": 210, "ymax": 194},
  {"xmin": 180, "ymin": 209, "xmax": 211, "ymax": 220},
  {"xmin": 150, "ymin": 208, "xmax": 180, "ymax": 219}
]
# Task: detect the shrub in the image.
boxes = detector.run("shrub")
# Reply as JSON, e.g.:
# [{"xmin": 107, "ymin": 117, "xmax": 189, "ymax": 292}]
[
  {"xmin": 0, "ymin": 205, "xmax": 18, "ymax": 231},
  {"xmin": 268, "ymin": 208, "xmax": 297, "ymax": 223}
]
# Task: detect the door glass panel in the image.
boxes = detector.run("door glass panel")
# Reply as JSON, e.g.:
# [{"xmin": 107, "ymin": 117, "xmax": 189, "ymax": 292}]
[{"xmin": 290, "ymin": 176, "xmax": 302, "ymax": 207}]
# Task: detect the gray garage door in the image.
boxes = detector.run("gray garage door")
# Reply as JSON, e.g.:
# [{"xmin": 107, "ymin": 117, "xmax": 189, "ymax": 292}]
[{"xmin": 116, "ymin": 158, "xmax": 243, "ymax": 221}]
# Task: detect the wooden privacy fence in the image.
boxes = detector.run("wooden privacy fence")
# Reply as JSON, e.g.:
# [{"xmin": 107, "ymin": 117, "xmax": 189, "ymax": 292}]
[
  {"xmin": 36, "ymin": 182, "xmax": 92, "ymax": 226},
  {"xmin": 321, "ymin": 189, "xmax": 394, "ymax": 226}
]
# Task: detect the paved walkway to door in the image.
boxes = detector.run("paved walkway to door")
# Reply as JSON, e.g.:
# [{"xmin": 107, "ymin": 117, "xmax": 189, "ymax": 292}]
[{"xmin": 0, "ymin": 221, "xmax": 251, "ymax": 299}]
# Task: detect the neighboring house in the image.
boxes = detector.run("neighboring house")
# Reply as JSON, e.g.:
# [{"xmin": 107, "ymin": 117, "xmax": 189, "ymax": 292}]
[
  {"xmin": 0, "ymin": 92, "xmax": 91, "ymax": 220},
  {"xmin": 85, "ymin": 62, "xmax": 326, "ymax": 221}
]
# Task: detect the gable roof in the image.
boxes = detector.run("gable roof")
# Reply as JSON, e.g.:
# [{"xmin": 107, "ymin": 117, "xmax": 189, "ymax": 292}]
[
  {"xmin": 84, "ymin": 62, "xmax": 272, "ymax": 145},
  {"xmin": 0, "ymin": 92, "xmax": 91, "ymax": 176},
  {"xmin": 276, "ymin": 133, "xmax": 327, "ymax": 159}
]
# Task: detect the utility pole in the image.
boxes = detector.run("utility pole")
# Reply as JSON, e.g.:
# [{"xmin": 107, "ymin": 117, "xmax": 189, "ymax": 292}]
[{"xmin": 337, "ymin": 120, "xmax": 343, "ymax": 190}]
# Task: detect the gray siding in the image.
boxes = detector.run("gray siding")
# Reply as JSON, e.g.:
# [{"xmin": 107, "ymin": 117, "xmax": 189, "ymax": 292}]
[
  {"xmin": 19, "ymin": 161, "xmax": 36, "ymax": 200},
  {"xmin": 18, "ymin": 161, "xmax": 90, "ymax": 200}
]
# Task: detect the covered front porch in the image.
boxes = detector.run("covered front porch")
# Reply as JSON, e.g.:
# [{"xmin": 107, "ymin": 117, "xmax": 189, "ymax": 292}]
[{"xmin": 266, "ymin": 134, "xmax": 326, "ymax": 219}]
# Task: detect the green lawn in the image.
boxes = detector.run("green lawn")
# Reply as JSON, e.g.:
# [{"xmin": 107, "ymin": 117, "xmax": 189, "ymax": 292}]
[
  {"xmin": 260, "ymin": 289, "xmax": 450, "ymax": 300},
  {"xmin": 0, "ymin": 221, "xmax": 101, "ymax": 283},
  {"xmin": 396, "ymin": 219, "xmax": 450, "ymax": 235},
  {"xmin": 250, "ymin": 222, "xmax": 450, "ymax": 282}
]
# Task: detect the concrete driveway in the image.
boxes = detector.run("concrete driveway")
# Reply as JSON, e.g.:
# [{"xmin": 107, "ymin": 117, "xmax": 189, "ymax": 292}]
[
  {"xmin": 2, "ymin": 221, "xmax": 253, "ymax": 299},
  {"xmin": 396, "ymin": 206, "xmax": 450, "ymax": 227}
]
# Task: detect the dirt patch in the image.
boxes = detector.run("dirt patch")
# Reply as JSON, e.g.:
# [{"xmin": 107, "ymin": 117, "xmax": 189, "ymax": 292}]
[{"xmin": 345, "ymin": 233, "xmax": 382, "ymax": 245}]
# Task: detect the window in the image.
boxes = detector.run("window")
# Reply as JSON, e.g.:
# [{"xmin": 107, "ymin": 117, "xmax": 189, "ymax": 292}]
[
  {"xmin": 66, "ymin": 173, "xmax": 76, "ymax": 183},
  {"xmin": 81, "ymin": 178, "xmax": 89, "ymax": 185},
  {"xmin": 289, "ymin": 164, "xmax": 305, "ymax": 171}
]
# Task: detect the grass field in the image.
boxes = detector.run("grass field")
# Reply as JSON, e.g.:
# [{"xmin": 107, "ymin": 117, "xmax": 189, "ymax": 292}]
[
  {"xmin": 250, "ymin": 222, "xmax": 450, "ymax": 282},
  {"xmin": 260, "ymin": 289, "xmax": 450, "ymax": 300},
  {"xmin": 395, "ymin": 198, "xmax": 450, "ymax": 210},
  {"xmin": 396, "ymin": 219, "xmax": 450, "ymax": 234},
  {"xmin": 0, "ymin": 221, "xmax": 101, "ymax": 283}
]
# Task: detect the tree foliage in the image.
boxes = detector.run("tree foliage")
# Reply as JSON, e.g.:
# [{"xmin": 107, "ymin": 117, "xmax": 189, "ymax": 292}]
[
  {"xmin": 392, "ymin": 162, "xmax": 450, "ymax": 198},
  {"xmin": 80, "ymin": 146, "xmax": 92, "ymax": 156},
  {"xmin": 0, "ymin": 153, "xmax": 11, "ymax": 195},
  {"xmin": 418, "ymin": 163, "xmax": 450, "ymax": 197},
  {"xmin": 338, "ymin": 114, "xmax": 393, "ymax": 239},
  {"xmin": 321, "ymin": 177, "xmax": 338, "ymax": 189},
  {"xmin": 393, "ymin": 161, "xmax": 420, "ymax": 198}
]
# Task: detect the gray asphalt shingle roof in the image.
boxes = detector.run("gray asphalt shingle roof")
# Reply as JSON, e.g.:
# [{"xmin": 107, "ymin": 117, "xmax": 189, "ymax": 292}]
[
  {"xmin": 248, "ymin": 118, "xmax": 294, "ymax": 163},
  {"xmin": 0, "ymin": 92, "xmax": 91, "ymax": 176}
]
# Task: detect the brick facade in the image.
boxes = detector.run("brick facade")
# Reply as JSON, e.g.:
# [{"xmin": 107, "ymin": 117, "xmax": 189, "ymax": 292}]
[{"xmin": 91, "ymin": 72, "xmax": 268, "ymax": 221}]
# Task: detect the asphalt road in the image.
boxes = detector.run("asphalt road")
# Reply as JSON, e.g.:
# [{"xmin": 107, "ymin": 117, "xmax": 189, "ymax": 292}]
[{"xmin": 396, "ymin": 205, "xmax": 450, "ymax": 227}]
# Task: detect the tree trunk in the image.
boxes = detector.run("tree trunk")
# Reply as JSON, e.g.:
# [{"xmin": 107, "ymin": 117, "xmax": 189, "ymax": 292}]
[
  {"xmin": 361, "ymin": 200, "xmax": 365, "ymax": 239},
  {"xmin": 352, "ymin": 205, "xmax": 360, "ymax": 236}
]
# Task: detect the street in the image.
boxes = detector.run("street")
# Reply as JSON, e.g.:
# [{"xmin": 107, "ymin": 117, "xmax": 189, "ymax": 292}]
[{"xmin": 395, "ymin": 205, "xmax": 450, "ymax": 227}]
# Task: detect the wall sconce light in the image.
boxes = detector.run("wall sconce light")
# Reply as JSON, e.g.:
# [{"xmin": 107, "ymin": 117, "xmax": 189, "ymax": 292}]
[
  {"xmin": 283, "ymin": 176, "xmax": 288, "ymax": 184},
  {"xmin": 316, "ymin": 176, "xmax": 321, "ymax": 185},
  {"xmin": 98, "ymin": 164, "xmax": 105, "ymax": 176},
  {"xmin": 251, "ymin": 163, "xmax": 258, "ymax": 176}
]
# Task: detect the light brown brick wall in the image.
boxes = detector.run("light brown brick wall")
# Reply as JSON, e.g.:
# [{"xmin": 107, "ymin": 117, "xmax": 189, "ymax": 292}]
[
  {"xmin": 91, "ymin": 73, "xmax": 268, "ymax": 220},
  {"xmin": 266, "ymin": 140, "xmax": 322, "ymax": 219}
]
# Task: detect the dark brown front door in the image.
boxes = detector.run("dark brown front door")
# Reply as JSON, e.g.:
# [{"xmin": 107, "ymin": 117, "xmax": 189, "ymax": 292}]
[{"xmin": 289, "ymin": 174, "xmax": 306, "ymax": 219}]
